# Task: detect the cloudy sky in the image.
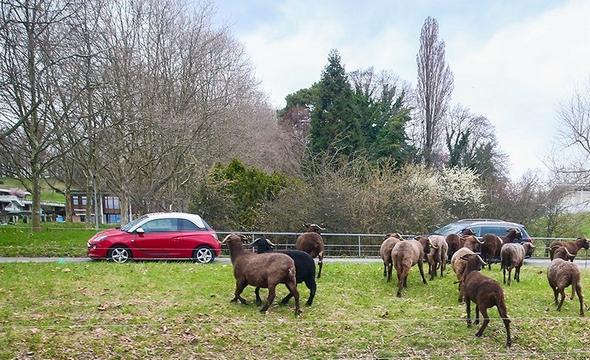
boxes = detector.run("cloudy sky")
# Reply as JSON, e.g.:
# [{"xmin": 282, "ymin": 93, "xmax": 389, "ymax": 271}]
[{"xmin": 213, "ymin": 0, "xmax": 590, "ymax": 179}]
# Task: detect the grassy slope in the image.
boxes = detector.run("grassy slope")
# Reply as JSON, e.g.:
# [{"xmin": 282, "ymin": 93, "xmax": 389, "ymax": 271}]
[
  {"xmin": 0, "ymin": 177, "xmax": 65, "ymax": 203},
  {"xmin": 0, "ymin": 262, "xmax": 589, "ymax": 359},
  {"xmin": 0, "ymin": 223, "xmax": 111, "ymax": 257}
]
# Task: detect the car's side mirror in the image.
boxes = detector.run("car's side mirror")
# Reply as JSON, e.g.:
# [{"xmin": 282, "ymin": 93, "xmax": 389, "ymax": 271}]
[{"xmin": 135, "ymin": 227, "xmax": 145, "ymax": 234}]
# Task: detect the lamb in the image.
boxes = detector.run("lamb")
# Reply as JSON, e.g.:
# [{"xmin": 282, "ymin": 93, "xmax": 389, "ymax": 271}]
[
  {"xmin": 222, "ymin": 233, "xmax": 301, "ymax": 315},
  {"xmin": 250, "ymin": 237, "xmax": 317, "ymax": 306},
  {"xmin": 379, "ymin": 233, "xmax": 403, "ymax": 282},
  {"xmin": 451, "ymin": 247, "xmax": 476, "ymax": 302},
  {"xmin": 549, "ymin": 237, "xmax": 589, "ymax": 261},
  {"xmin": 547, "ymin": 258, "xmax": 584, "ymax": 316},
  {"xmin": 391, "ymin": 237, "xmax": 430, "ymax": 297},
  {"xmin": 459, "ymin": 253, "xmax": 512, "ymax": 347},
  {"xmin": 500, "ymin": 242, "xmax": 535, "ymax": 285},
  {"xmin": 426, "ymin": 235, "xmax": 448, "ymax": 280},
  {"xmin": 553, "ymin": 246, "xmax": 576, "ymax": 262},
  {"xmin": 296, "ymin": 223, "xmax": 325, "ymax": 278}
]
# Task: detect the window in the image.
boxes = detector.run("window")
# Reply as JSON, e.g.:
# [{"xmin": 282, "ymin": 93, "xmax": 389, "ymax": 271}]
[
  {"xmin": 72, "ymin": 196, "xmax": 79, "ymax": 206},
  {"xmin": 81, "ymin": 196, "xmax": 87, "ymax": 206},
  {"xmin": 480, "ymin": 226, "xmax": 509, "ymax": 236},
  {"xmin": 104, "ymin": 196, "xmax": 120, "ymax": 210},
  {"xmin": 178, "ymin": 219, "xmax": 200, "ymax": 231},
  {"xmin": 141, "ymin": 218, "xmax": 178, "ymax": 233}
]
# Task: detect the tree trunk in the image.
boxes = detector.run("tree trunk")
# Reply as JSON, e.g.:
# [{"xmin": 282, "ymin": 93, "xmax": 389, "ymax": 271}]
[
  {"xmin": 85, "ymin": 179, "xmax": 92, "ymax": 227},
  {"xmin": 64, "ymin": 186, "xmax": 73, "ymax": 222},
  {"xmin": 31, "ymin": 174, "xmax": 41, "ymax": 232}
]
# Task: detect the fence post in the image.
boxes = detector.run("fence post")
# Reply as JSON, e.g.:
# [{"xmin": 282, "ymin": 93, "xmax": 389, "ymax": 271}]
[{"xmin": 358, "ymin": 235, "xmax": 361, "ymax": 257}]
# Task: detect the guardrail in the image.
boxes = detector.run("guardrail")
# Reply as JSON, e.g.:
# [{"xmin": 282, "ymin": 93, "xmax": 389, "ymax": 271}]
[{"xmin": 216, "ymin": 231, "xmax": 586, "ymax": 260}]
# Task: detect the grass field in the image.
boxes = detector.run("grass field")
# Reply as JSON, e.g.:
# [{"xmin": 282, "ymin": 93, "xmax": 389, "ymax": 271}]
[
  {"xmin": 0, "ymin": 177, "xmax": 65, "ymax": 203},
  {"xmin": 1, "ymin": 261, "xmax": 589, "ymax": 359},
  {"xmin": 0, "ymin": 223, "xmax": 110, "ymax": 257}
]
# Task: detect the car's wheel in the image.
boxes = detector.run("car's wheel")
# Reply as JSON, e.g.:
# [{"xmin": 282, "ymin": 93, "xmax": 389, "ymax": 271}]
[
  {"xmin": 193, "ymin": 246, "xmax": 214, "ymax": 264},
  {"xmin": 108, "ymin": 246, "xmax": 132, "ymax": 264}
]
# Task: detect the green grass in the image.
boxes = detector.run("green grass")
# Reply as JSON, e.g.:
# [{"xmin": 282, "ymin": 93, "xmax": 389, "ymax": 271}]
[
  {"xmin": 0, "ymin": 176, "xmax": 65, "ymax": 203},
  {"xmin": 0, "ymin": 261, "xmax": 589, "ymax": 359},
  {"xmin": 0, "ymin": 223, "xmax": 113, "ymax": 257}
]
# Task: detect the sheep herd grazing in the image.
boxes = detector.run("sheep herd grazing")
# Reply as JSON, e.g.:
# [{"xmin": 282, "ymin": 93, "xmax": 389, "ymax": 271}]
[{"xmin": 220, "ymin": 224, "xmax": 588, "ymax": 347}]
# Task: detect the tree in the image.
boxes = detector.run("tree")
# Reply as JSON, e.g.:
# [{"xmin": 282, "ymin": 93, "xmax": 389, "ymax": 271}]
[
  {"xmin": 0, "ymin": 0, "xmax": 82, "ymax": 231},
  {"xmin": 309, "ymin": 50, "xmax": 355, "ymax": 159},
  {"xmin": 445, "ymin": 105, "xmax": 506, "ymax": 180},
  {"xmin": 416, "ymin": 17, "xmax": 454, "ymax": 167}
]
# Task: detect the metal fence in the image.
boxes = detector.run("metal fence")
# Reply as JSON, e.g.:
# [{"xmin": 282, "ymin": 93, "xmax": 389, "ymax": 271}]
[{"xmin": 217, "ymin": 231, "xmax": 587, "ymax": 259}]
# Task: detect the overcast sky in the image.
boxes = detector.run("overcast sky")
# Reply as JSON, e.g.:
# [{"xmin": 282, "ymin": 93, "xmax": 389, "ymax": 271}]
[{"xmin": 213, "ymin": 0, "xmax": 590, "ymax": 179}]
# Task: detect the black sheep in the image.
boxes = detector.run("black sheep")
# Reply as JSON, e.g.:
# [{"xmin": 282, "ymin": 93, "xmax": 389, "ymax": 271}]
[{"xmin": 251, "ymin": 238, "xmax": 317, "ymax": 306}]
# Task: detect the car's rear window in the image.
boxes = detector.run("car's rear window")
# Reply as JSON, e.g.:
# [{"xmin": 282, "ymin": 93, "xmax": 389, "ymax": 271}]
[
  {"xmin": 433, "ymin": 222, "xmax": 467, "ymax": 236},
  {"xmin": 178, "ymin": 219, "xmax": 201, "ymax": 231}
]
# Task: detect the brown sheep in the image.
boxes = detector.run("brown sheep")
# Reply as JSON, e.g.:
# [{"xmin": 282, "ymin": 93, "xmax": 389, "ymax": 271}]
[
  {"xmin": 451, "ymin": 247, "xmax": 476, "ymax": 302},
  {"xmin": 476, "ymin": 234, "xmax": 503, "ymax": 270},
  {"xmin": 391, "ymin": 237, "xmax": 430, "ymax": 297},
  {"xmin": 379, "ymin": 233, "xmax": 402, "ymax": 282},
  {"xmin": 549, "ymin": 237, "xmax": 589, "ymax": 261},
  {"xmin": 460, "ymin": 253, "xmax": 512, "ymax": 347},
  {"xmin": 426, "ymin": 235, "xmax": 448, "ymax": 280},
  {"xmin": 222, "ymin": 234, "xmax": 301, "ymax": 315},
  {"xmin": 547, "ymin": 258, "xmax": 584, "ymax": 316},
  {"xmin": 500, "ymin": 242, "xmax": 535, "ymax": 285},
  {"xmin": 296, "ymin": 223, "xmax": 325, "ymax": 278},
  {"xmin": 553, "ymin": 246, "xmax": 576, "ymax": 262},
  {"xmin": 446, "ymin": 228, "xmax": 476, "ymax": 260},
  {"xmin": 462, "ymin": 235, "xmax": 481, "ymax": 252}
]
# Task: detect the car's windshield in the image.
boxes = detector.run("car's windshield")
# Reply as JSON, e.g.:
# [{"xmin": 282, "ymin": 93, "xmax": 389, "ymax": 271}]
[
  {"xmin": 432, "ymin": 222, "xmax": 466, "ymax": 236},
  {"xmin": 120, "ymin": 215, "xmax": 148, "ymax": 232}
]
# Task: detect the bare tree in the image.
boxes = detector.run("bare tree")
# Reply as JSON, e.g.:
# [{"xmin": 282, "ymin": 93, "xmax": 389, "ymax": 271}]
[
  {"xmin": 0, "ymin": 0, "xmax": 82, "ymax": 231},
  {"xmin": 416, "ymin": 16, "xmax": 454, "ymax": 167}
]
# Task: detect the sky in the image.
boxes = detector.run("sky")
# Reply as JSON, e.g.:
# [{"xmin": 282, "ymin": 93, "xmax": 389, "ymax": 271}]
[{"xmin": 212, "ymin": 0, "xmax": 590, "ymax": 179}]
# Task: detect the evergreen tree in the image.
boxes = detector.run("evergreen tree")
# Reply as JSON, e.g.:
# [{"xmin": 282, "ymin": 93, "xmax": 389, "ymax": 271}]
[{"xmin": 309, "ymin": 49, "xmax": 354, "ymax": 158}]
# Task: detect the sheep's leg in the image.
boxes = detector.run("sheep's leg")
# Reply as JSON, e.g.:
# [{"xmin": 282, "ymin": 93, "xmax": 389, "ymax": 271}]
[
  {"xmin": 387, "ymin": 263, "xmax": 393, "ymax": 282},
  {"xmin": 304, "ymin": 278, "xmax": 316, "ymax": 306},
  {"xmin": 475, "ymin": 307, "xmax": 490, "ymax": 337},
  {"xmin": 396, "ymin": 268, "xmax": 406, "ymax": 297},
  {"xmin": 515, "ymin": 265, "xmax": 520, "ymax": 283},
  {"xmin": 553, "ymin": 287, "xmax": 559, "ymax": 305},
  {"xmin": 284, "ymin": 281, "xmax": 301, "ymax": 315},
  {"xmin": 383, "ymin": 262, "xmax": 387, "ymax": 278},
  {"xmin": 418, "ymin": 260, "xmax": 427, "ymax": 284},
  {"xmin": 317, "ymin": 253, "xmax": 323, "ymax": 279},
  {"xmin": 502, "ymin": 265, "xmax": 506, "ymax": 285},
  {"xmin": 474, "ymin": 305, "xmax": 480, "ymax": 325},
  {"xmin": 458, "ymin": 281, "xmax": 464, "ymax": 303},
  {"xmin": 260, "ymin": 284, "xmax": 276, "ymax": 313},
  {"xmin": 507, "ymin": 268, "xmax": 512, "ymax": 286},
  {"xmin": 231, "ymin": 279, "xmax": 249, "ymax": 305},
  {"xmin": 557, "ymin": 288, "xmax": 566, "ymax": 311},
  {"xmin": 466, "ymin": 298, "xmax": 472, "ymax": 326},
  {"xmin": 575, "ymin": 283, "xmax": 584, "ymax": 316},
  {"xmin": 497, "ymin": 302, "xmax": 512, "ymax": 347},
  {"xmin": 571, "ymin": 283, "xmax": 576, "ymax": 300},
  {"xmin": 440, "ymin": 256, "xmax": 445, "ymax": 277},
  {"xmin": 255, "ymin": 287, "xmax": 263, "ymax": 306}
]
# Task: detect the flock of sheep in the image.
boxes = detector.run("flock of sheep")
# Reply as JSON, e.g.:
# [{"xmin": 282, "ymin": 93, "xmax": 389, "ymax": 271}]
[{"xmin": 220, "ymin": 224, "xmax": 589, "ymax": 348}]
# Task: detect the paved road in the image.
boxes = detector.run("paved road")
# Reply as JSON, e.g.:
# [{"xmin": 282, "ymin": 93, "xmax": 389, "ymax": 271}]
[{"xmin": 0, "ymin": 256, "xmax": 589, "ymax": 268}]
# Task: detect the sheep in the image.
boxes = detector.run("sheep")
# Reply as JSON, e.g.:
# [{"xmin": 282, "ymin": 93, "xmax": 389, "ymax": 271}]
[
  {"xmin": 500, "ymin": 242, "xmax": 535, "ymax": 285},
  {"xmin": 476, "ymin": 234, "xmax": 503, "ymax": 270},
  {"xmin": 547, "ymin": 258, "xmax": 584, "ymax": 316},
  {"xmin": 549, "ymin": 237, "xmax": 589, "ymax": 261},
  {"xmin": 391, "ymin": 237, "xmax": 430, "ymax": 297},
  {"xmin": 462, "ymin": 235, "xmax": 481, "ymax": 252},
  {"xmin": 553, "ymin": 246, "xmax": 576, "ymax": 262},
  {"xmin": 222, "ymin": 233, "xmax": 301, "ymax": 315},
  {"xmin": 502, "ymin": 228, "xmax": 522, "ymax": 243},
  {"xmin": 379, "ymin": 233, "xmax": 403, "ymax": 282},
  {"xmin": 250, "ymin": 237, "xmax": 317, "ymax": 306},
  {"xmin": 459, "ymin": 253, "xmax": 512, "ymax": 347},
  {"xmin": 426, "ymin": 235, "xmax": 448, "ymax": 280},
  {"xmin": 296, "ymin": 223, "xmax": 325, "ymax": 278},
  {"xmin": 451, "ymin": 247, "xmax": 476, "ymax": 302},
  {"xmin": 446, "ymin": 228, "xmax": 476, "ymax": 260}
]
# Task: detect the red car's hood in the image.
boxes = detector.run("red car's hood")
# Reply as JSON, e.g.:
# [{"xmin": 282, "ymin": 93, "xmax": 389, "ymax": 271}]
[{"xmin": 89, "ymin": 228, "xmax": 126, "ymax": 242}]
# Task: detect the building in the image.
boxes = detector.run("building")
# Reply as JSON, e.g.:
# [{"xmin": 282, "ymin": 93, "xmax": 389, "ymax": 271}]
[
  {"xmin": 0, "ymin": 188, "xmax": 65, "ymax": 223},
  {"xmin": 71, "ymin": 191, "xmax": 121, "ymax": 224}
]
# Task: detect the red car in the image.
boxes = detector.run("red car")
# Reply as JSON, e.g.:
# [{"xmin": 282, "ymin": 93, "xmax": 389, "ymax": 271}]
[{"xmin": 87, "ymin": 212, "xmax": 221, "ymax": 263}]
